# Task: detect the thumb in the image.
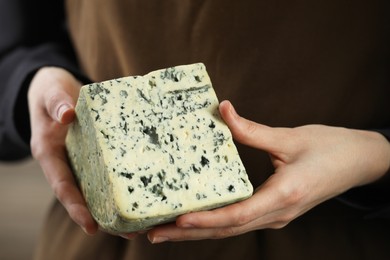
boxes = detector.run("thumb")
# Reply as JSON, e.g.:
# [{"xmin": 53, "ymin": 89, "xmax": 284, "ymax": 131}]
[
  {"xmin": 43, "ymin": 73, "xmax": 81, "ymax": 125},
  {"xmin": 219, "ymin": 100, "xmax": 282, "ymax": 152},
  {"xmin": 29, "ymin": 67, "xmax": 80, "ymax": 125},
  {"xmin": 45, "ymin": 87, "xmax": 77, "ymax": 125}
]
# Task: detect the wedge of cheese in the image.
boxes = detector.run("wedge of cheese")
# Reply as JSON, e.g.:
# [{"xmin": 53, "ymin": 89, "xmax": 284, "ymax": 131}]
[{"xmin": 66, "ymin": 63, "xmax": 253, "ymax": 233}]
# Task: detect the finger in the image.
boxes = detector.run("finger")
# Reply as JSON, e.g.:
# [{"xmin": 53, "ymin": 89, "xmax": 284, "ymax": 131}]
[
  {"xmin": 175, "ymin": 185, "xmax": 277, "ymax": 229},
  {"xmin": 176, "ymin": 170, "xmax": 304, "ymax": 230},
  {"xmin": 175, "ymin": 199, "xmax": 256, "ymax": 229},
  {"xmin": 28, "ymin": 67, "xmax": 81, "ymax": 125},
  {"xmin": 147, "ymin": 223, "xmax": 233, "ymax": 243},
  {"xmin": 148, "ymin": 221, "xmax": 257, "ymax": 243},
  {"xmin": 148, "ymin": 200, "xmax": 296, "ymax": 243},
  {"xmin": 40, "ymin": 154, "xmax": 98, "ymax": 235},
  {"xmin": 219, "ymin": 100, "xmax": 288, "ymax": 153},
  {"xmin": 57, "ymin": 103, "xmax": 76, "ymax": 125},
  {"xmin": 44, "ymin": 88, "xmax": 77, "ymax": 125},
  {"xmin": 148, "ymin": 212, "xmax": 296, "ymax": 243}
]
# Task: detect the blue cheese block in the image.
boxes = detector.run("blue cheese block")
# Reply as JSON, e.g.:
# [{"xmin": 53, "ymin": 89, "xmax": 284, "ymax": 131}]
[{"xmin": 65, "ymin": 63, "xmax": 253, "ymax": 233}]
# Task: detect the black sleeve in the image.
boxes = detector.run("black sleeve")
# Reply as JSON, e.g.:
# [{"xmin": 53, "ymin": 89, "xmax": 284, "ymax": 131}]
[
  {"xmin": 376, "ymin": 128, "xmax": 390, "ymax": 142},
  {"xmin": 0, "ymin": 0, "xmax": 87, "ymax": 161}
]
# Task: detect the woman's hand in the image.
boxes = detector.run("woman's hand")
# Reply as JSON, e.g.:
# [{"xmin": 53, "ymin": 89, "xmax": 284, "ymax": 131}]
[
  {"xmin": 147, "ymin": 100, "xmax": 390, "ymax": 243},
  {"xmin": 27, "ymin": 67, "xmax": 98, "ymax": 235}
]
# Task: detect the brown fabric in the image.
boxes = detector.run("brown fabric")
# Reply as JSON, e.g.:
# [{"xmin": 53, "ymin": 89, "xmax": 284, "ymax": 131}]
[
  {"xmin": 33, "ymin": 0, "xmax": 390, "ymax": 259},
  {"xmin": 260, "ymin": 201, "xmax": 390, "ymax": 260},
  {"xmin": 34, "ymin": 201, "xmax": 127, "ymax": 260},
  {"xmin": 34, "ymin": 200, "xmax": 261, "ymax": 260},
  {"xmin": 66, "ymin": 0, "xmax": 390, "ymax": 187},
  {"xmin": 34, "ymin": 200, "xmax": 390, "ymax": 260}
]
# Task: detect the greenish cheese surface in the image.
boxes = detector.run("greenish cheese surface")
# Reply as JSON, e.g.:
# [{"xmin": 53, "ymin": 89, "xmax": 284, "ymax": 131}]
[{"xmin": 66, "ymin": 63, "xmax": 253, "ymax": 233}]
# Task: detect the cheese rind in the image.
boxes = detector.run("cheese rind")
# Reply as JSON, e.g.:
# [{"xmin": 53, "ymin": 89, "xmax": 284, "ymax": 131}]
[{"xmin": 66, "ymin": 63, "xmax": 253, "ymax": 233}]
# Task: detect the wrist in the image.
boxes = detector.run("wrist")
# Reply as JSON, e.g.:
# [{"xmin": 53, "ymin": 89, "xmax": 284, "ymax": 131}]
[{"xmin": 353, "ymin": 129, "xmax": 390, "ymax": 185}]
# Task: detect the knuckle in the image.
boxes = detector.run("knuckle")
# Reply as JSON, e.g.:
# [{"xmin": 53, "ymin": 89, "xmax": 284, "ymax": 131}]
[
  {"xmin": 234, "ymin": 211, "xmax": 252, "ymax": 227},
  {"xmin": 276, "ymin": 181, "xmax": 304, "ymax": 208},
  {"xmin": 214, "ymin": 227, "xmax": 237, "ymax": 239},
  {"xmin": 46, "ymin": 93, "xmax": 61, "ymax": 114},
  {"xmin": 279, "ymin": 128, "xmax": 304, "ymax": 153},
  {"xmin": 30, "ymin": 137, "xmax": 44, "ymax": 159},
  {"xmin": 234, "ymin": 119, "xmax": 258, "ymax": 143},
  {"xmin": 285, "ymin": 189, "xmax": 303, "ymax": 207},
  {"xmin": 30, "ymin": 132, "xmax": 53, "ymax": 160},
  {"xmin": 227, "ymin": 204, "xmax": 253, "ymax": 227},
  {"xmin": 276, "ymin": 211, "xmax": 296, "ymax": 226},
  {"xmin": 52, "ymin": 179, "xmax": 71, "ymax": 204},
  {"xmin": 242, "ymin": 120, "xmax": 259, "ymax": 142},
  {"xmin": 245, "ymin": 120, "xmax": 258, "ymax": 136}
]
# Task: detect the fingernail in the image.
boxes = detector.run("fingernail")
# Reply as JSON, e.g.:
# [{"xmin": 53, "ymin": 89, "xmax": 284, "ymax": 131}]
[
  {"xmin": 229, "ymin": 102, "xmax": 238, "ymax": 117},
  {"xmin": 119, "ymin": 234, "xmax": 129, "ymax": 239},
  {"xmin": 119, "ymin": 233, "xmax": 138, "ymax": 240},
  {"xmin": 151, "ymin": 236, "xmax": 169, "ymax": 244},
  {"xmin": 226, "ymin": 102, "xmax": 239, "ymax": 121},
  {"xmin": 81, "ymin": 226, "xmax": 90, "ymax": 235},
  {"xmin": 180, "ymin": 223, "xmax": 194, "ymax": 228},
  {"xmin": 57, "ymin": 103, "xmax": 71, "ymax": 122}
]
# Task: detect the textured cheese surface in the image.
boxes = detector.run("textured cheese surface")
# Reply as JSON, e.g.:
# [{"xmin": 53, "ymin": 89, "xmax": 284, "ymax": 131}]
[{"xmin": 66, "ymin": 63, "xmax": 253, "ymax": 233}]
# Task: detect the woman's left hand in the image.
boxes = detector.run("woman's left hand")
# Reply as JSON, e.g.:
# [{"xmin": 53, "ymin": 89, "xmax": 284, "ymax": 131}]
[{"xmin": 146, "ymin": 100, "xmax": 390, "ymax": 243}]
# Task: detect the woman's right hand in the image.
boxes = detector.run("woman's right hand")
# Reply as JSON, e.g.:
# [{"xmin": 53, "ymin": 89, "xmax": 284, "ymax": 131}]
[{"xmin": 27, "ymin": 67, "xmax": 98, "ymax": 235}]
